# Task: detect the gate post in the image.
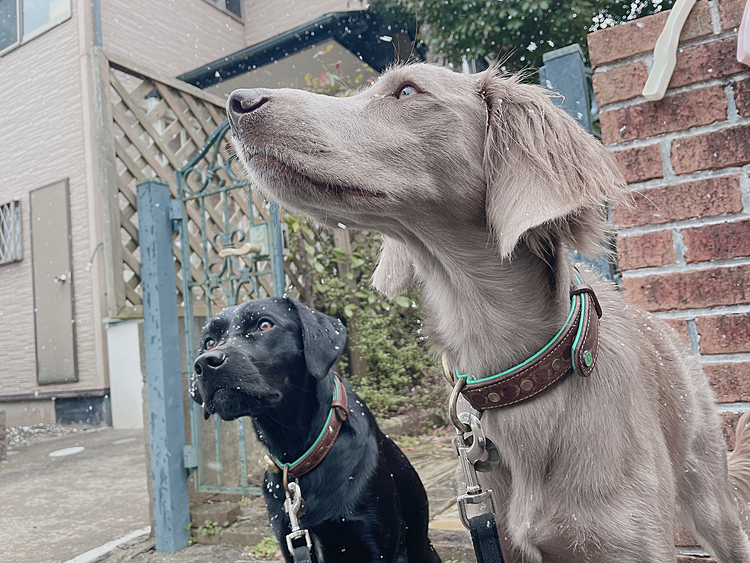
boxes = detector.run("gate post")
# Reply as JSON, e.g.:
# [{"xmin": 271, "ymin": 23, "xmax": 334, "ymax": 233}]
[
  {"xmin": 137, "ymin": 178, "xmax": 190, "ymax": 553},
  {"xmin": 539, "ymin": 44, "xmax": 595, "ymax": 133}
]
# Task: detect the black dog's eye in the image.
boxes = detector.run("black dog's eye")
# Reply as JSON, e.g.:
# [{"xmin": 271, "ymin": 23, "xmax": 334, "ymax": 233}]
[
  {"xmin": 397, "ymin": 84, "xmax": 418, "ymax": 99},
  {"xmin": 259, "ymin": 320, "xmax": 273, "ymax": 331},
  {"xmin": 204, "ymin": 338, "xmax": 217, "ymax": 350}
]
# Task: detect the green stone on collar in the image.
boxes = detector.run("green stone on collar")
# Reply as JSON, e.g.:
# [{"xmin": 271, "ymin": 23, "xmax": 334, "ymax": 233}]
[{"xmin": 584, "ymin": 350, "xmax": 593, "ymax": 367}]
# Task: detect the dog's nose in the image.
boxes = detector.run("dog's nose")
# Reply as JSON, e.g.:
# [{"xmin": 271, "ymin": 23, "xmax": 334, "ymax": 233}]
[
  {"xmin": 194, "ymin": 350, "xmax": 227, "ymax": 377},
  {"xmin": 227, "ymin": 89, "xmax": 268, "ymax": 127}
]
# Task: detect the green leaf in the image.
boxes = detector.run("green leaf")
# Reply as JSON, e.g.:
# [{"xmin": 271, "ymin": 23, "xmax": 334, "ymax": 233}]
[
  {"xmin": 332, "ymin": 248, "xmax": 349, "ymax": 261},
  {"xmin": 394, "ymin": 295, "xmax": 410, "ymax": 308},
  {"xmin": 350, "ymin": 258, "xmax": 365, "ymax": 269}
]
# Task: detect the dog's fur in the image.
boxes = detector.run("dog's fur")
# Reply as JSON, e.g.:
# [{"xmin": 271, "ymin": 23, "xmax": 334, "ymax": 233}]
[
  {"xmin": 190, "ymin": 297, "xmax": 440, "ymax": 563},
  {"xmin": 226, "ymin": 63, "xmax": 750, "ymax": 562}
]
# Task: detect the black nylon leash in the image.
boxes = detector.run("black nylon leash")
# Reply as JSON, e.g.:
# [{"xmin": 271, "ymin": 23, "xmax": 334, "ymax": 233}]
[
  {"xmin": 469, "ymin": 513, "xmax": 506, "ymax": 563},
  {"xmin": 447, "ymin": 374, "xmax": 507, "ymax": 563},
  {"xmin": 292, "ymin": 544, "xmax": 313, "ymax": 563}
]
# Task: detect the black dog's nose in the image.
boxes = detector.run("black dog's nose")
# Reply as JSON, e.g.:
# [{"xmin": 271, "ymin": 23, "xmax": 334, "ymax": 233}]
[
  {"xmin": 227, "ymin": 89, "xmax": 268, "ymax": 127},
  {"xmin": 194, "ymin": 350, "xmax": 227, "ymax": 376}
]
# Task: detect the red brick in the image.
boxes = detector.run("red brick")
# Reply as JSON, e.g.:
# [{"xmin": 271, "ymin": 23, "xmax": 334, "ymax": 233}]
[
  {"xmin": 664, "ymin": 317, "xmax": 691, "ymax": 345},
  {"xmin": 600, "ymin": 86, "xmax": 727, "ymax": 144},
  {"xmin": 669, "ymin": 37, "xmax": 748, "ymax": 90},
  {"xmin": 614, "ymin": 144, "xmax": 663, "ymax": 183},
  {"xmin": 611, "ymin": 175, "xmax": 742, "ymax": 228},
  {"xmin": 722, "ymin": 411, "xmax": 741, "ymax": 450},
  {"xmin": 705, "ymin": 362, "xmax": 750, "ymax": 402},
  {"xmin": 592, "ymin": 62, "xmax": 649, "ymax": 106},
  {"xmin": 675, "ymin": 520, "xmax": 699, "ymax": 546},
  {"xmin": 587, "ymin": 1, "xmax": 713, "ymax": 69},
  {"xmin": 683, "ymin": 219, "xmax": 750, "ymax": 263},
  {"xmin": 718, "ymin": 0, "xmax": 745, "ymax": 29},
  {"xmin": 617, "ymin": 230, "xmax": 675, "ymax": 270},
  {"xmin": 696, "ymin": 313, "xmax": 750, "ymax": 354},
  {"xmin": 735, "ymin": 78, "xmax": 750, "ymax": 118},
  {"xmin": 672, "ymin": 125, "xmax": 750, "ymax": 174},
  {"xmin": 621, "ymin": 264, "xmax": 750, "ymax": 312}
]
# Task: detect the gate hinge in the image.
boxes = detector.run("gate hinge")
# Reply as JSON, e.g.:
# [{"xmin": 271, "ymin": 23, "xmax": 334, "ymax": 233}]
[
  {"xmin": 169, "ymin": 200, "xmax": 183, "ymax": 232},
  {"xmin": 183, "ymin": 445, "xmax": 198, "ymax": 469}
]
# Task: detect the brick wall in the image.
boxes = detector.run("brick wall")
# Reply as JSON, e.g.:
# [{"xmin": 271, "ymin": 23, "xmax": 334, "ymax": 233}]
[{"xmin": 588, "ymin": 0, "xmax": 750, "ymax": 556}]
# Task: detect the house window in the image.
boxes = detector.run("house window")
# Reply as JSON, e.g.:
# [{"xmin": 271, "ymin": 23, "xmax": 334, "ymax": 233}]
[
  {"xmin": 223, "ymin": 0, "xmax": 241, "ymax": 18},
  {"xmin": 0, "ymin": 200, "xmax": 22, "ymax": 265},
  {"xmin": 0, "ymin": 0, "xmax": 71, "ymax": 54},
  {"xmin": 204, "ymin": 0, "xmax": 241, "ymax": 20}
]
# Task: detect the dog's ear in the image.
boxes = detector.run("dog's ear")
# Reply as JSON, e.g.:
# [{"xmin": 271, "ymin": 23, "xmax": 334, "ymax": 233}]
[
  {"xmin": 479, "ymin": 70, "xmax": 628, "ymax": 260},
  {"xmin": 371, "ymin": 236, "xmax": 414, "ymax": 297},
  {"xmin": 293, "ymin": 300, "xmax": 347, "ymax": 379}
]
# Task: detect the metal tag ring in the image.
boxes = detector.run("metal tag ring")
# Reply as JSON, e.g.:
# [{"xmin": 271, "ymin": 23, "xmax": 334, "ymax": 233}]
[{"xmin": 449, "ymin": 377, "xmax": 472, "ymax": 433}]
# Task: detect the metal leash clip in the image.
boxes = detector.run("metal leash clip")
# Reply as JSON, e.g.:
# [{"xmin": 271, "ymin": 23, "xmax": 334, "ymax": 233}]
[
  {"xmin": 449, "ymin": 377, "xmax": 501, "ymax": 529},
  {"xmin": 282, "ymin": 476, "xmax": 312, "ymax": 553}
]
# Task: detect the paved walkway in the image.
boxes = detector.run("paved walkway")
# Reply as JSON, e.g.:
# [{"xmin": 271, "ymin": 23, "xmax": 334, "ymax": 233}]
[
  {"xmin": 1, "ymin": 427, "xmax": 470, "ymax": 563},
  {"xmin": 0, "ymin": 427, "xmax": 150, "ymax": 563}
]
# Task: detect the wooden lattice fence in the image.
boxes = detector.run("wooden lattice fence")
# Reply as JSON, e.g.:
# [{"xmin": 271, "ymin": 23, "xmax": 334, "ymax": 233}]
[{"xmin": 92, "ymin": 48, "xmax": 306, "ymax": 319}]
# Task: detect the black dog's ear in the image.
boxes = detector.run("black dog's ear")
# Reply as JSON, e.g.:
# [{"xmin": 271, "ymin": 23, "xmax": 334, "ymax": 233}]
[{"xmin": 293, "ymin": 300, "xmax": 347, "ymax": 379}]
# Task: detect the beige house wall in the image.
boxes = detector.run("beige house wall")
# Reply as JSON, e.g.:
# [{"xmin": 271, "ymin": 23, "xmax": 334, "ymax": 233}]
[
  {"xmin": 100, "ymin": 0, "xmax": 248, "ymax": 77},
  {"xmin": 0, "ymin": 2, "xmax": 104, "ymax": 398},
  {"xmin": 99, "ymin": 0, "xmax": 357, "ymax": 84},
  {"xmin": 243, "ymin": 0, "xmax": 356, "ymax": 46},
  {"xmin": 0, "ymin": 0, "xmax": 365, "ymax": 417}
]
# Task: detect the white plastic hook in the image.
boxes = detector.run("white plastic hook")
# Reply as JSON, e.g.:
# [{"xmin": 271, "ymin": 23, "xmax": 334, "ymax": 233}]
[{"xmin": 642, "ymin": 0, "xmax": 697, "ymax": 101}]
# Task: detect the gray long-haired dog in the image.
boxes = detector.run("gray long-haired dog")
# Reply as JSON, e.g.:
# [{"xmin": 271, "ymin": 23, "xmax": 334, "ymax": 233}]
[{"xmin": 227, "ymin": 63, "xmax": 750, "ymax": 562}]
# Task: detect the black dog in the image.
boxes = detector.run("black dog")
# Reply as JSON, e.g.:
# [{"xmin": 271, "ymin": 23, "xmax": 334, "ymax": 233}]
[{"xmin": 190, "ymin": 297, "xmax": 441, "ymax": 563}]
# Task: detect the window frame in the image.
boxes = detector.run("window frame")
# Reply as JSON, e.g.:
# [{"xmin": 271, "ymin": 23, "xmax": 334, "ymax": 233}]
[
  {"xmin": 201, "ymin": 0, "xmax": 243, "ymax": 23},
  {"xmin": 0, "ymin": 199, "xmax": 23, "ymax": 265},
  {"xmin": 0, "ymin": 0, "xmax": 72, "ymax": 58}
]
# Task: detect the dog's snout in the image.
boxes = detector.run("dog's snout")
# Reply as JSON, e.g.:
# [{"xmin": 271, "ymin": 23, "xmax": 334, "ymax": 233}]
[
  {"xmin": 227, "ymin": 89, "xmax": 268, "ymax": 125},
  {"xmin": 194, "ymin": 350, "xmax": 227, "ymax": 376}
]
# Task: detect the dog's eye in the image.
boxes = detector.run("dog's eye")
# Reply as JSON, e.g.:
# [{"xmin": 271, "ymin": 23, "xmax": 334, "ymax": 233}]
[
  {"xmin": 259, "ymin": 320, "xmax": 273, "ymax": 331},
  {"xmin": 204, "ymin": 338, "xmax": 216, "ymax": 350},
  {"xmin": 397, "ymin": 85, "xmax": 417, "ymax": 99}
]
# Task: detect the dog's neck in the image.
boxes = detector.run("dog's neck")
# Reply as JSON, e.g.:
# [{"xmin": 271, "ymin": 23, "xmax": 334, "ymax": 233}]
[
  {"xmin": 251, "ymin": 371, "xmax": 335, "ymax": 463},
  {"xmin": 408, "ymin": 229, "xmax": 575, "ymax": 378}
]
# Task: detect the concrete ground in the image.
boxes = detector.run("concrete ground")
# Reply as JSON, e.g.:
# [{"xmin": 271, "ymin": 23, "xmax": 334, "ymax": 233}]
[
  {"xmin": 0, "ymin": 427, "xmax": 150, "ymax": 563},
  {"xmin": 1, "ymin": 426, "xmax": 472, "ymax": 563}
]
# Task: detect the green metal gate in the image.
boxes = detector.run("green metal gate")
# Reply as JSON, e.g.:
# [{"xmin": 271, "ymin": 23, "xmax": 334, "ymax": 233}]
[{"xmin": 177, "ymin": 120, "xmax": 286, "ymax": 494}]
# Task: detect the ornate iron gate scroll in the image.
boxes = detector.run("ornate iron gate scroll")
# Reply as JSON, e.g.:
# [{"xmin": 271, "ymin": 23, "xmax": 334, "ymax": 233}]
[{"xmin": 177, "ymin": 120, "xmax": 286, "ymax": 494}]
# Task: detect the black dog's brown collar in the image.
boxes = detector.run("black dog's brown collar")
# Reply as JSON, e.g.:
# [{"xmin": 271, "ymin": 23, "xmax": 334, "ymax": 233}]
[
  {"xmin": 268, "ymin": 373, "xmax": 349, "ymax": 478},
  {"xmin": 446, "ymin": 282, "xmax": 601, "ymax": 411}
]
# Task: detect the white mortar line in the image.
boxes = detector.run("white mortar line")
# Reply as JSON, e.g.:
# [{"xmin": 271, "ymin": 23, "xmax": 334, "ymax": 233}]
[
  {"xmin": 708, "ymin": 0, "xmax": 723, "ymax": 35},
  {"xmin": 727, "ymin": 83, "xmax": 740, "ymax": 122},
  {"xmin": 599, "ymin": 70, "xmax": 750, "ymax": 113},
  {"xmin": 715, "ymin": 402, "xmax": 750, "ymax": 414},
  {"xmin": 700, "ymin": 352, "xmax": 750, "ymax": 363},
  {"xmin": 621, "ymin": 256, "xmax": 750, "ymax": 277},
  {"xmin": 672, "ymin": 228, "xmax": 686, "ymax": 266},
  {"xmin": 619, "ymin": 210, "xmax": 750, "ymax": 236},
  {"xmin": 658, "ymin": 137, "xmax": 676, "ymax": 181},
  {"xmin": 741, "ymin": 169, "xmax": 750, "ymax": 212},
  {"xmin": 624, "ymin": 163, "xmax": 748, "ymax": 192},
  {"xmin": 64, "ymin": 526, "xmax": 151, "ymax": 563},
  {"xmin": 606, "ymin": 112, "xmax": 750, "ymax": 152},
  {"xmin": 652, "ymin": 304, "xmax": 750, "ymax": 319},
  {"xmin": 676, "ymin": 546, "xmax": 710, "ymax": 556},
  {"xmin": 686, "ymin": 318, "xmax": 701, "ymax": 354}
]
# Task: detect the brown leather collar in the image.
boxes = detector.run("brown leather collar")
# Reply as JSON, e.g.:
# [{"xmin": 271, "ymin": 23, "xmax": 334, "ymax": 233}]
[
  {"xmin": 447, "ymin": 282, "xmax": 602, "ymax": 411},
  {"xmin": 268, "ymin": 373, "xmax": 349, "ymax": 479}
]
